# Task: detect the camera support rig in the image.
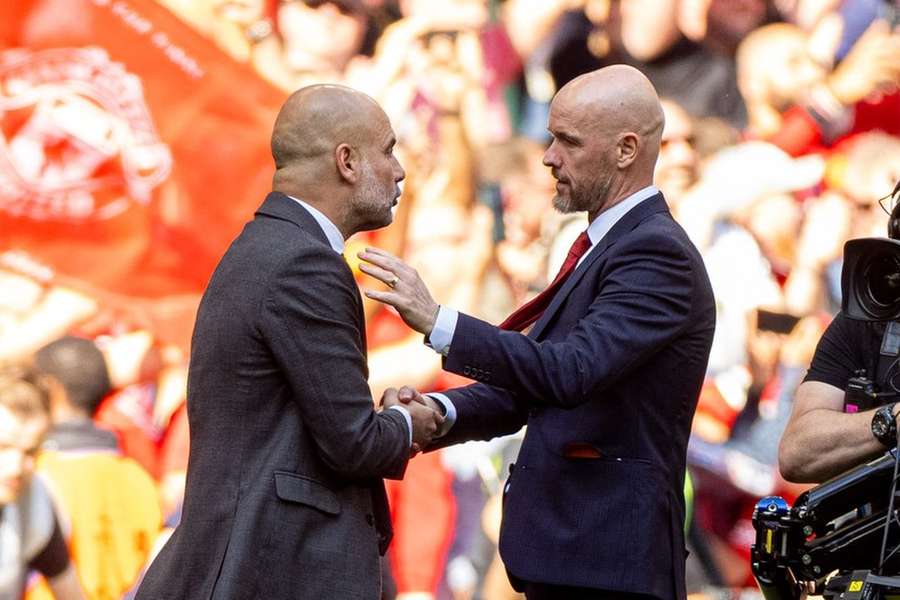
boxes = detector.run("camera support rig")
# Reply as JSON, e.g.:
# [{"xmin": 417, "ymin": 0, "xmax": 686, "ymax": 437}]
[{"xmin": 751, "ymin": 451, "xmax": 900, "ymax": 599}]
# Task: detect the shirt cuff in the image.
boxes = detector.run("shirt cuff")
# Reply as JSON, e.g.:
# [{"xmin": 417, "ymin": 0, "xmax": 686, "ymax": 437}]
[
  {"xmin": 426, "ymin": 393, "xmax": 457, "ymax": 438},
  {"xmin": 388, "ymin": 405, "xmax": 413, "ymax": 447},
  {"xmin": 426, "ymin": 306, "xmax": 458, "ymax": 356}
]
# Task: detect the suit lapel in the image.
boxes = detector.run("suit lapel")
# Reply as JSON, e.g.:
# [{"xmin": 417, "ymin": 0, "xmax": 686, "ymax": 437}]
[{"xmin": 528, "ymin": 193, "xmax": 670, "ymax": 340}]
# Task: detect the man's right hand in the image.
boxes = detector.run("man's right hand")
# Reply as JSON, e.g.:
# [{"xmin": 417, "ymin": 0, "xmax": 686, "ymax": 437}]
[{"xmin": 381, "ymin": 386, "xmax": 444, "ymax": 454}]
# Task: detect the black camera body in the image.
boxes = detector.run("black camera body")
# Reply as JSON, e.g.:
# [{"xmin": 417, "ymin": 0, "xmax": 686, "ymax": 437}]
[
  {"xmin": 842, "ymin": 180, "xmax": 900, "ymax": 322},
  {"xmin": 842, "ymin": 238, "xmax": 900, "ymax": 322}
]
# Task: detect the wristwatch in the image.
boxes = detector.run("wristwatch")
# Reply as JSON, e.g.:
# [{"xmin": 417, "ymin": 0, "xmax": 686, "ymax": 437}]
[{"xmin": 872, "ymin": 403, "xmax": 899, "ymax": 448}]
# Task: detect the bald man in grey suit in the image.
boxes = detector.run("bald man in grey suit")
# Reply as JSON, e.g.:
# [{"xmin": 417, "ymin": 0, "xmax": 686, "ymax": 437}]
[{"xmin": 136, "ymin": 85, "xmax": 443, "ymax": 600}]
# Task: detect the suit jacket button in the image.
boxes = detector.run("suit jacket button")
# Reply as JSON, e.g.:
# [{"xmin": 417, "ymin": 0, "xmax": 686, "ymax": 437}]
[
  {"xmin": 366, "ymin": 514, "xmax": 375, "ymax": 526},
  {"xmin": 463, "ymin": 366, "xmax": 471, "ymax": 376}
]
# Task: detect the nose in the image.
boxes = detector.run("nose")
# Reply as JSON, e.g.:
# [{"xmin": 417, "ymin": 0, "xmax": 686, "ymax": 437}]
[
  {"xmin": 393, "ymin": 157, "xmax": 406, "ymax": 183},
  {"xmin": 542, "ymin": 143, "xmax": 559, "ymax": 169}
]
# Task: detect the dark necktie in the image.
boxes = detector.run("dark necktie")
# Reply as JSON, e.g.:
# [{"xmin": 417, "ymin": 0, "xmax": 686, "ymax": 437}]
[{"xmin": 499, "ymin": 230, "xmax": 593, "ymax": 332}]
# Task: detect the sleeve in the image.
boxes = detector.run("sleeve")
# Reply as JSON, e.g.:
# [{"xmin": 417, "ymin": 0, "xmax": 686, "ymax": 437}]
[
  {"xmin": 443, "ymin": 232, "xmax": 697, "ymax": 408},
  {"xmin": 26, "ymin": 511, "xmax": 70, "ymax": 579},
  {"xmin": 425, "ymin": 306, "xmax": 458, "ymax": 356},
  {"xmin": 804, "ymin": 313, "xmax": 872, "ymax": 390},
  {"xmin": 260, "ymin": 246, "xmax": 410, "ymax": 481},
  {"xmin": 429, "ymin": 383, "xmax": 529, "ymax": 449}
]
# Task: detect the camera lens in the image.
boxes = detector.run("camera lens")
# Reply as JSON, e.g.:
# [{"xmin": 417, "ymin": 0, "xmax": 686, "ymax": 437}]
[{"xmin": 865, "ymin": 253, "xmax": 900, "ymax": 308}]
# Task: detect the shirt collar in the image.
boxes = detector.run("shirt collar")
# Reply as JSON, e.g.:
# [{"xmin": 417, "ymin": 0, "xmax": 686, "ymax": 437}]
[
  {"xmin": 585, "ymin": 185, "xmax": 659, "ymax": 246},
  {"xmin": 286, "ymin": 195, "xmax": 345, "ymax": 254}
]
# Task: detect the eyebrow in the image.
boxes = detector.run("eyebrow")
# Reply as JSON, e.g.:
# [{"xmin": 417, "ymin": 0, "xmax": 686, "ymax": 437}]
[{"xmin": 550, "ymin": 128, "xmax": 581, "ymax": 145}]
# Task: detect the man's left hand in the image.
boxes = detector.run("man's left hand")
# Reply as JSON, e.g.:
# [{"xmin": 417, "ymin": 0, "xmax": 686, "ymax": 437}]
[{"xmin": 358, "ymin": 247, "xmax": 439, "ymax": 336}]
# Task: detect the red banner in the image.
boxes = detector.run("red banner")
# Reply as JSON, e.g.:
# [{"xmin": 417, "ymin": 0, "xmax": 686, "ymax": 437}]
[{"xmin": 0, "ymin": 0, "xmax": 285, "ymax": 348}]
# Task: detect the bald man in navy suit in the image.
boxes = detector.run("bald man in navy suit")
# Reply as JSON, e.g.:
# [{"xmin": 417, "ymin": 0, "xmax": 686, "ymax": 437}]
[{"xmin": 360, "ymin": 65, "xmax": 715, "ymax": 600}]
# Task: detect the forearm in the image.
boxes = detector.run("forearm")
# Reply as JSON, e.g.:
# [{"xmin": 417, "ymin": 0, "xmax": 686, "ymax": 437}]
[
  {"xmin": 779, "ymin": 408, "xmax": 885, "ymax": 483},
  {"xmin": 47, "ymin": 564, "xmax": 86, "ymax": 600}
]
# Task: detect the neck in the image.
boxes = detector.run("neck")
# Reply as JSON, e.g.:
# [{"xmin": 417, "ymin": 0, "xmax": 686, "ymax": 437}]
[
  {"xmin": 274, "ymin": 185, "xmax": 353, "ymax": 240},
  {"xmin": 50, "ymin": 401, "xmax": 91, "ymax": 426},
  {"xmin": 588, "ymin": 176, "xmax": 654, "ymax": 223}
]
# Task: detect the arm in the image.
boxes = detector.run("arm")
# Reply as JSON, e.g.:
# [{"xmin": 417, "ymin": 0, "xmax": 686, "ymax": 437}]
[
  {"xmin": 28, "ymin": 510, "xmax": 86, "ymax": 600},
  {"xmin": 47, "ymin": 565, "xmax": 87, "ymax": 600},
  {"xmin": 363, "ymin": 232, "xmax": 696, "ymax": 407},
  {"xmin": 260, "ymin": 247, "xmax": 425, "ymax": 481},
  {"xmin": 444, "ymin": 234, "xmax": 696, "ymax": 407},
  {"xmin": 429, "ymin": 383, "xmax": 529, "ymax": 449},
  {"xmin": 779, "ymin": 380, "xmax": 892, "ymax": 483}
]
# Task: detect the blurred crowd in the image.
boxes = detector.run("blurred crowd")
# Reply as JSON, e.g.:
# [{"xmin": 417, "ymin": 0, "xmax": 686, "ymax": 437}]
[{"xmin": 2, "ymin": 0, "xmax": 900, "ymax": 598}]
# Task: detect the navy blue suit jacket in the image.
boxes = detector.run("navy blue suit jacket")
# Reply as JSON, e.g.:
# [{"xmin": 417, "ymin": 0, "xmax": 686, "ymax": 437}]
[{"xmin": 433, "ymin": 194, "xmax": 715, "ymax": 599}]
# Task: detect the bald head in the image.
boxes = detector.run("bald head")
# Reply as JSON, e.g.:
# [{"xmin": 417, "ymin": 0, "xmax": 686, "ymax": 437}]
[
  {"xmin": 543, "ymin": 65, "xmax": 664, "ymax": 220},
  {"xmin": 271, "ymin": 84, "xmax": 385, "ymax": 171},
  {"xmin": 557, "ymin": 65, "xmax": 664, "ymax": 152},
  {"xmin": 269, "ymin": 84, "xmax": 404, "ymax": 238}
]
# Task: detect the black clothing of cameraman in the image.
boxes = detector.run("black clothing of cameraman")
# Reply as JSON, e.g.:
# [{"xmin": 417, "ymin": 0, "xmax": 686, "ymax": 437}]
[
  {"xmin": 806, "ymin": 313, "xmax": 885, "ymax": 391},
  {"xmin": 780, "ymin": 312, "xmax": 899, "ymax": 483}
]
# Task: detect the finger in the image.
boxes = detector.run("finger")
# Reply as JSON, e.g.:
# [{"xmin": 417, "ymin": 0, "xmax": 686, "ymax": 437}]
[
  {"xmin": 380, "ymin": 387, "xmax": 399, "ymax": 407},
  {"xmin": 398, "ymin": 386, "xmax": 422, "ymax": 404},
  {"xmin": 363, "ymin": 246, "xmax": 400, "ymax": 261},
  {"xmin": 358, "ymin": 263, "xmax": 398, "ymax": 286},
  {"xmin": 358, "ymin": 249, "xmax": 402, "ymax": 272},
  {"xmin": 364, "ymin": 289, "xmax": 402, "ymax": 306}
]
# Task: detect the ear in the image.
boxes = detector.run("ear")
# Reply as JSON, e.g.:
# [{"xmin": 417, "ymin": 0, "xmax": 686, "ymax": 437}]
[
  {"xmin": 617, "ymin": 132, "xmax": 640, "ymax": 169},
  {"xmin": 335, "ymin": 143, "xmax": 359, "ymax": 184}
]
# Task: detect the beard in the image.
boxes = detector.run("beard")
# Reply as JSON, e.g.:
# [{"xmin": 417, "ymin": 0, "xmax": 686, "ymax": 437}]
[
  {"xmin": 350, "ymin": 160, "xmax": 395, "ymax": 232},
  {"xmin": 553, "ymin": 171, "xmax": 613, "ymax": 215}
]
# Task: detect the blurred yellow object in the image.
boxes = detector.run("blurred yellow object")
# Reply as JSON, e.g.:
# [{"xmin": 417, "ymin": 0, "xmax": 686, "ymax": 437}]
[
  {"xmin": 344, "ymin": 238, "xmax": 368, "ymax": 276},
  {"xmin": 26, "ymin": 451, "xmax": 162, "ymax": 600}
]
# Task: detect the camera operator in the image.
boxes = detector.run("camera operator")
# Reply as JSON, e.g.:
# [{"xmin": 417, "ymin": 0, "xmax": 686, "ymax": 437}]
[
  {"xmin": 780, "ymin": 181, "xmax": 900, "ymax": 484},
  {"xmin": 778, "ymin": 314, "xmax": 895, "ymax": 483}
]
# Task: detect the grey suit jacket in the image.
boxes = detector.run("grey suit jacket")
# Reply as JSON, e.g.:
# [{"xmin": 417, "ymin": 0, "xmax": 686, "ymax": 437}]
[{"xmin": 136, "ymin": 192, "xmax": 410, "ymax": 600}]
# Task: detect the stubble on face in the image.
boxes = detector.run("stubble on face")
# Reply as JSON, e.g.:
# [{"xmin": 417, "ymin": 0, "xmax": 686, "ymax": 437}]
[
  {"xmin": 350, "ymin": 157, "xmax": 396, "ymax": 232},
  {"xmin": 551, "ymin": 162, "xmax": 614, "ymax": 216}
]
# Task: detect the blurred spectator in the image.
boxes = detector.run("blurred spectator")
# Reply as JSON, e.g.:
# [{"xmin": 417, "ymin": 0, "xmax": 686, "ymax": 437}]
[
  {"xmin": 736, "ymin": 22, "xmax": 827, "ymax": 138},
  {"xmin": 655, "ymin": 98, "xmax": 699, "ymax": 210},
  {"xmin": 0, "ymin": 268, "xmax": 97, "ymax": 365},
  {"xmin": 0, "ymin": 366, "xmax": 84, "ymax": 600},
  {"xmin": 583, "ymin": 0, "xmax": 748, "ymax": 125},
  {"xmin": 746, "ymin": 17, "xmax": 900, "ymax": 153},
  {"xmin": 27, "ymin": 337, "xmax": 161, "ymax": 600},
  {"xmin": 252, "ymin": 0, "xmax": 371, "ymax": 88}
]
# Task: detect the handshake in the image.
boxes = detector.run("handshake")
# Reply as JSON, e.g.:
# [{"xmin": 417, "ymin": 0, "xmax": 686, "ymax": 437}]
[{"xmin": 380, "ymin": 386, "xmax": 445, "ymax": 456}]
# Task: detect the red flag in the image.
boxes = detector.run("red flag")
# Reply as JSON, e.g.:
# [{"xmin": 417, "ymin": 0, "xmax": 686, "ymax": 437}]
[{"xmin": 0, "ymin": 0, "xmax": 285, "ymax": 348}]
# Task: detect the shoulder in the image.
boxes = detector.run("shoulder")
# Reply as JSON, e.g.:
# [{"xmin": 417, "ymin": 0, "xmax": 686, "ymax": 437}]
[{"xmin": 615, "ymin": 214, "xmax": 697, "ymax": 263}]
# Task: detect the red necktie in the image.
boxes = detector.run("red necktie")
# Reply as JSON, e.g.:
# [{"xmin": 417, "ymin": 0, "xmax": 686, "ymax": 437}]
[{"xmin": 499, "ymin": 231, "xmax": 593, "ymax": 332}]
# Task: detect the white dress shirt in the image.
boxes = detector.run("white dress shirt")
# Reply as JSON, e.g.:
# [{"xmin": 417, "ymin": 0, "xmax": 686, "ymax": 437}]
[
  {"xmin": 426, "ymin": 185, "xmax": 660, "ymax": 435},
  {"xmin": 287, "ymin": 195, "xmax": 413, "ymax": 447}
]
